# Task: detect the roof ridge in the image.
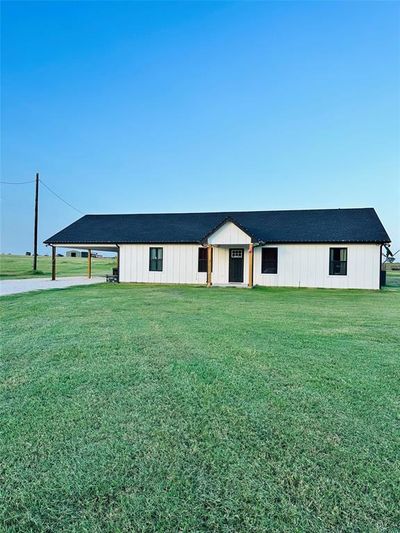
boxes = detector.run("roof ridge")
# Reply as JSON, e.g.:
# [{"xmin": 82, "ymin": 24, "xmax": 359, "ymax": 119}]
[{"xmin": 83, "ymin": 207, "xmax": 376, "ymax": 217}]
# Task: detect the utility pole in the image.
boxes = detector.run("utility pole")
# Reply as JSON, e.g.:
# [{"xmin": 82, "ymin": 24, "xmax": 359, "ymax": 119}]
[{"xmin": 33, "ymin": 172, "xmax": 39, "ymax": 271}]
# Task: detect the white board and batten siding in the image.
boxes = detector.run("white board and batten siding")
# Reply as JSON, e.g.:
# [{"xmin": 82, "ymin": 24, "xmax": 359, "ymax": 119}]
[
  {"xmin": 207, "ymin": 221, "xmax": 251, "ymax": 245},
  {"xmin": 119, "ymin": 244, "xmax": 206, "ymax": 284},
  {"xmin": 119, "ymin": 242, "xmax": 381, "ymax": 290},
  {"xmin": 254, "ymin": 244, "xmax": 381, "ymax": 290}
]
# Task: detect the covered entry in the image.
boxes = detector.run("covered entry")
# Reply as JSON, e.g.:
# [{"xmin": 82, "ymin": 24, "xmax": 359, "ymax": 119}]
[{"xmin": 205, "ymin": 219, "xmax": 259, "ymax": 287}]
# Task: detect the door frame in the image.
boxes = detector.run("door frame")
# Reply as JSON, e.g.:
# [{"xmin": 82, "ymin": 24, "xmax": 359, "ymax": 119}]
[{"xmin": 229, "ymin": 248, "xmax": 244, "ymax": 283}]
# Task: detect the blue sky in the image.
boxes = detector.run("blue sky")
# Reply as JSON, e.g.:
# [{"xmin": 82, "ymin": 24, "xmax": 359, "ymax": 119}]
[{"xmin": 1, "ymin": 1, "xmax": 399, "ymax": 254}]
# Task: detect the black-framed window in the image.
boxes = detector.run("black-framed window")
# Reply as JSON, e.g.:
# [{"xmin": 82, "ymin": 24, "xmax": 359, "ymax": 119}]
[
  {"xmin": 198, "ymin": 247, "xmax": 207, "ymax": 272},
  {"xmin": 261, "ymin": 248, "xmax": 278, "ymax": 274},
  {"xmin": 149, "ymin": 247, "xmax": 163, "ymax": 271},
  {"xmin": 198, "ymin": 247, "xmax": 212, "ymax": 272},
  {"xmin": 329, "ymin": 248, "xmax": 347, "ymax": 275}
]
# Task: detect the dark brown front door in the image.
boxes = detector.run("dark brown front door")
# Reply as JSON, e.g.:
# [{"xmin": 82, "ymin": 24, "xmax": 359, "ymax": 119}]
[{"xmin": 229, "ymin": 248, "xmax": 244, "ymax": 283}]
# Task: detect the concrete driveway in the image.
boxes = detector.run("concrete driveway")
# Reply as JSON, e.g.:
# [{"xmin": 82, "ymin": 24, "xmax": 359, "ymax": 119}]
[{"xmin": 0, "ymin": 276, "xmax": 105, "ymax": 297}]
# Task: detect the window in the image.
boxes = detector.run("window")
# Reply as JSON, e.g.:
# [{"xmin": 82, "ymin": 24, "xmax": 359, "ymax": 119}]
[
  {"xmin": 329, "ymin": 248, "xmax": 347, "ymax": 275},
  {"xmin": 231, "ymin": 249, "xmax": 243, "ymax": 258},
  {"xmin": 198, "ymin": 247, "xmax": 212, "ymax": 272},
  {"xmin": 198, "ymin": 247, "xmax": 207, "ymax": 272},
  {"xmin": 261, "ymin": 248, "xmax": 278, "ymax": 274},
  {"xmin": 149, "ymin": 247, "xmax": 163, "ymax": 271}
]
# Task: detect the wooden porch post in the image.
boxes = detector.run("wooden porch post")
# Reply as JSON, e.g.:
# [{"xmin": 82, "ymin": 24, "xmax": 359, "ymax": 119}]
[
  {"xmin": 88, "ymin": 249, "xmax": 92, "ymax": 279},
  {"xmin": 248, "ymin": 243, "xmax": 254, "ymax": 288},
  {"xmin": 116, "ymin": 245, "xmax": 120, "ymax": 282},
  {"xmin": 51, "ymin": 246, "xmax": 56, "ymax": 280},
  {"xmin": 207, "ymin": 245, "xmax": 212, "ymax": 287}
]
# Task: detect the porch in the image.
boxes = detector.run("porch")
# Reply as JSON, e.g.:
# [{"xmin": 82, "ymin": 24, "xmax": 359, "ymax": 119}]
[
  {"xmin": 205, "ymin": 244, "xmax": 255, "ymax": 288},
  {"xmin": 204, "ymin": 220, "xmax": 257, "ymax": 288}
]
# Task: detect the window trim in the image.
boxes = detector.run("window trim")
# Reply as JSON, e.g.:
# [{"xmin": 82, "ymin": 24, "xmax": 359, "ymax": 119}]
[
  {"xmin": 329, "ymin": 247, "xmax": 347, "ymax": 276},
  {"xmin": 198, "ymin": 247, "xmax": 212, "ymax": 273},
  {"xmin": 149, "ymin": 247, "xmax": 163, "ymax": 272},
  {"xmin": 198, "ymin": 247, "xmax": 207, "ymax": 273},
  {"xmin": 261, "ymin": 247, "xmax": 278, "ymax": 274}
]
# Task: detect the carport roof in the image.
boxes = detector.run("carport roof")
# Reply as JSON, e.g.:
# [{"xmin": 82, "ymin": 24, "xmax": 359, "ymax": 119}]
[{"xmin": 44, "ymin": 208, "xmax": 390, "ymax": 246}]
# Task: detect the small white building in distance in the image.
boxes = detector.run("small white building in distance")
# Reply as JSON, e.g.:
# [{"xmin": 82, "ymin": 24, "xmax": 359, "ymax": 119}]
[
  {"xmin": 66, "ymin": 250, "xmax": 88, "ymax": 258},
  {"xmin": 65, "ymin": 250, "xmax": 102, "ymax": 258},
  {"xmin": 45, "ymin": 208, "xmax": 390, "ymax": 290}
]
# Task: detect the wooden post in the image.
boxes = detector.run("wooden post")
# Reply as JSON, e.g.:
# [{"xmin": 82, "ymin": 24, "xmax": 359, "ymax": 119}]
[
  {"xmin": 248, "ymin": 243, "xmax": 254, "ymax": 288},
  {"xmin": 33, "ymin": 172, "xmax": 39, "ymax": 271},
  {"xmin": 88, "ymin": 249, "xmax": 92, "ymax": 279},
  {"xmin": 116, "ymin": 247, "xmax": 120, "ymax": 281},
  {"xmin": 207, "ymin": 245, "xmax": 212, "ymax": 287},
  {"xmin": 51, "ymin": 246, "xmax": 56, "ymax": 280}
]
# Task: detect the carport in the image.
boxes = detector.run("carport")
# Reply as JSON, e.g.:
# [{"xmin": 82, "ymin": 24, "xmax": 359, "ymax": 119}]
[{"xmin": 48, "ymin": 244, "xmax": 119, "ymax": 280}]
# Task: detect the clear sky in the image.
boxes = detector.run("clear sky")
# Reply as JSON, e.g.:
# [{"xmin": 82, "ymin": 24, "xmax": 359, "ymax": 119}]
[{"xmin": 1, "ymin": 1, "xmax": 399, "ymax": 255}]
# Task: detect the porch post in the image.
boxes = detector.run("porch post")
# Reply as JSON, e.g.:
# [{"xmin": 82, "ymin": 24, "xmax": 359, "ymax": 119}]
[
  {"xmin": 88, "ymin": 249, "xmax": 92, "ymax": 279},
  {"xmin": 207, "ymin": 245, "xmax": 212, "ymax": 287},
  {"xmin": 51, "ymin": 246, "xmax": 56, "ymax": 280},
  {"xmin": 116, "ymin": 245, "xmax": 120, "ymax": 282},
  {"xmin": 248, "ymin": 243, "xmax": 254, "ymax": 288}
]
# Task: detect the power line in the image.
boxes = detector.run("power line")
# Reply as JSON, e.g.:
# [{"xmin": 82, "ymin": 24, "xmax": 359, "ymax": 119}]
[
  {"xmin": 1, "ymin": 176, "xmax": 85, "ymax": 215},
  {"xmin": 0, "ymin": 179, "xmax": 35, "ymax": 184},
  {"xmin": 40, "ymin": 179, "xmax": 85, "ymax": 215}
]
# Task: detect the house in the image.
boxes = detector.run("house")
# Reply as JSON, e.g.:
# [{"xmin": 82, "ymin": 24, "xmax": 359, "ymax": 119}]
[{"xmin": 44, "ymin": 208, "xmax": 390, "ymax": 290}]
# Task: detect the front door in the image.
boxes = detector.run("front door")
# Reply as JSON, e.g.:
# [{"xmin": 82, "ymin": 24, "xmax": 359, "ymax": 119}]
[{"xmin": 229, "ymin": 248, "xmax": 244, "ymax": 283}]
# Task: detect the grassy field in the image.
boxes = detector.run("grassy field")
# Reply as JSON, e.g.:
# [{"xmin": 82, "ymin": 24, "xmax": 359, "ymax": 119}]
[
  {"xmin": 0, "ymin": 254, "xmax": 116, "ymax": 279},
  {"xmin": 1, "ymin": 284, "xmax": 399, "ymax": 532},
  {"xmin": 386, "ymin": 269, "xmax": 400, "ymax": 287}
]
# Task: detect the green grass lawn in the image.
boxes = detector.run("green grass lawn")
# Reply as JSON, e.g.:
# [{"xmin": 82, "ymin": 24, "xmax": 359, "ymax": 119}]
[
  {"xmin": 1, "ymin": 284, "xmax": 399, "ymax": 532},
  {"xmin": 0, "ymin": 254, "xmax": 116, "ymax": 279},
  {"xmin": 386, "ymin": 269, "xmax": 400, "ymax": 288}
]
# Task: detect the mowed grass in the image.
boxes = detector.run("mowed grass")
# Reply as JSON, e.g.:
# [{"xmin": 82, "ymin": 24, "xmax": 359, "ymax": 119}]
[
  {"xmin": 0, "ymin": 254, "xmax": 116, "ymax": 279},
  {"xmin": 386, "ymin": 269, "xmax": 400, "ymax": 288},
  {"xmin": 1, "ymin": 284, "xmax": 399, "ymax": 532}
]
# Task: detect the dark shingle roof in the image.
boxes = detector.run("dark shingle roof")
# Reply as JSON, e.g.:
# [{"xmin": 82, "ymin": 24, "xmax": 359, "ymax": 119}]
[{"xmin": 44, "ymin": 208, "xmax": 390, "ymax": 245}]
